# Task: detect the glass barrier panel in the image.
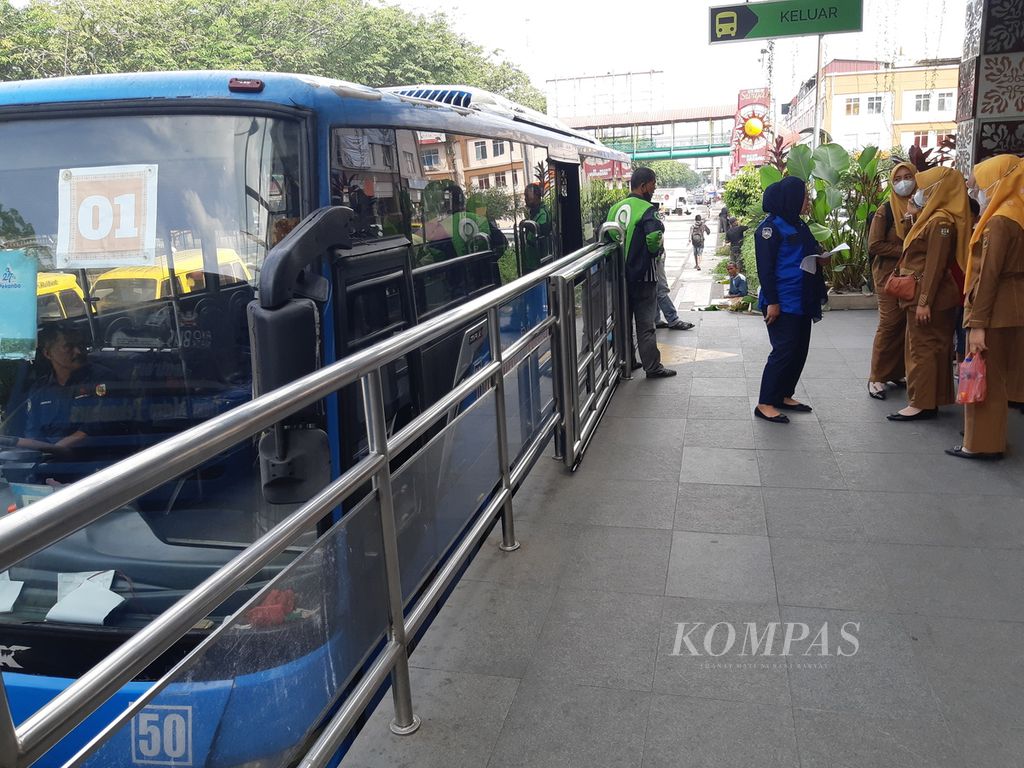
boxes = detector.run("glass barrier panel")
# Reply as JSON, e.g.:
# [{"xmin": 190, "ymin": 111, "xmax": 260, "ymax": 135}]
[
  {"xmin": 76, "ymin": 494, "xmax": 390, "ymax": 768},
  {"xmin": 502, "ymin": 337, "xmax": 555, "ymax": 469},
  {"xmin": 392, "ymin": 390, "xmax": 500, "ymax": 603},
  {"xmin": 497, "ymin": 283, "xmax": 548, "ymax": 352}
]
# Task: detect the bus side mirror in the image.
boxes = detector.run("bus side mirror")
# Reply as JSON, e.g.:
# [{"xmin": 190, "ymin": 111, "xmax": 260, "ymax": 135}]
[{"xmin": 248, "ymin": 298, "xmax": 329, "ymax": 503}]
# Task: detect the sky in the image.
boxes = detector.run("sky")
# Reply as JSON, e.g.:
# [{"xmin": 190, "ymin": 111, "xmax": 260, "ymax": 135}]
[{"xmin": 392, "ymin": 0, "xmax": 967, "ymax": 110}]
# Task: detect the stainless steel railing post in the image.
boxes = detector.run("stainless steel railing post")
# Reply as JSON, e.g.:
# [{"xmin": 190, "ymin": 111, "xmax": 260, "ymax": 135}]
[
  {"xmin": 558, "ymin": 276, "xmax": 579, "ymax": 466},
  {"xmin": 547, "ymin": 274, "xmax": 566, "ymax": 461},
  {"xmin": 360, "ymin": 370, "xmax": 420, "ymax": 736},
  {"xmin": 487, "ymin": 306, "xmax": 520, "ymax": 552}
]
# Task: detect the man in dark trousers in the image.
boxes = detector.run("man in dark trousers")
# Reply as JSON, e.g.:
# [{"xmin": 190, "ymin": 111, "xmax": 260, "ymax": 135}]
[
  {"xmin": 726, "ymin": 217, "xmax": 749, "ymax": 259},
  {"xmin": 606, "ymin": 167, "xmax": 676, "ymax": 378}
]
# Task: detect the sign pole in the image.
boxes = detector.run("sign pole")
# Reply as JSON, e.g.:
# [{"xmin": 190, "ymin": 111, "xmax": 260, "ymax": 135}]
[{"xmin": 812, "ymin": 33, "xmax": 824, "ymax": 149}]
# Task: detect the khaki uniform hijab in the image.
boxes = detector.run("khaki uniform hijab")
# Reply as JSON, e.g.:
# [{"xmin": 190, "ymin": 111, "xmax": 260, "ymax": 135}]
[
  {"xmin": 905, "ymin": 166, "xmax": 971, "ymax": 272},
  {"xmin": 967, "ymin": 155, "xmax": 1024, "ymax": 286},
  {"xmin": 888, "ymin": 162, "xmax": 917, "ymax": 240}
]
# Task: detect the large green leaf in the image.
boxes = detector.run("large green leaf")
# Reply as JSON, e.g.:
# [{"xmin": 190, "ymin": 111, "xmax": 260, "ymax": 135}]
[
  {"xmin": 808, "ymin": 222, "xmax": 831, "ymax": 242},
  {"xmin": 857, "ymin": 146, "xmax": 879, "ymax": 172},
  {"xmin": 825, "ymin": 185, "xmax": 843, "ymax": 210},
  {"xmin": 787, "ymin": 145, "xmax": 814, "ymax": 181},
  {"xmin": 811, "ymin": 180, "xmax": 830, "ymax": 222},
  {"xmin": 759, "ymin": 165, "xmax": 784, "ymax": 190},
  {"xmin": 811, "ymin": 143, "xmax": 850, "ymax": 185}
]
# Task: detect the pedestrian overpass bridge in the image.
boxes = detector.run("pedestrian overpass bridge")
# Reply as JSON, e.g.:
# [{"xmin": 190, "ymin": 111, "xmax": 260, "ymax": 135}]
[
  {"xmin": 563, "ymin": 105, "xmax": 735, "ymax": 161},
  {"xmin": 2, "ymin": 224, "xmax": 1022, "ymax": 768}
]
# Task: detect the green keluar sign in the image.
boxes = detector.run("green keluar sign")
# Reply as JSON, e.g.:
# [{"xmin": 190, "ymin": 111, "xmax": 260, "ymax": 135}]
[{"xmin": 709, "ymin": 0, "xmax": 863, "ymax": 43}]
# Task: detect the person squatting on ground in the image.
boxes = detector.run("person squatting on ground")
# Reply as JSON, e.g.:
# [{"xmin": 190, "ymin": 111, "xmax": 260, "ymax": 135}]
[
  {"xmin": 866, "ymin": 162, "xmax": 916, "ymax": 400},
  {"xmin": 689, "ymin": 215, "xmax": 710, "ymax": 270},
  {"xmin": 607, "ymin": 167, "xmax": 677, "ymax": 378},
  {"xmin": 888, "ymin": 166, "xmax": 969, "ymax": 422},
  {"xmin": 754, "ymin": 176, "xmax": 827, "ymax": 424},
  {"xmin": 946, "ymin": 155, "xmax": 1024, "ymax": 460}
]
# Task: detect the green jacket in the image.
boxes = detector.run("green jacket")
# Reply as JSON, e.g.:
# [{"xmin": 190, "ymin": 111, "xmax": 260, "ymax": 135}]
[{"xmin": 606, "ymin": 194, "xmax": 663, "ymax": 283}]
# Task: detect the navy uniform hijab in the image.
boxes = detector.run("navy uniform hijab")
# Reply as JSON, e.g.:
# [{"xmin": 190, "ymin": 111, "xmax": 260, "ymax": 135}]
[{"xmin": 760, "ymin": 176, "xmax": 827, "ymax": 318}]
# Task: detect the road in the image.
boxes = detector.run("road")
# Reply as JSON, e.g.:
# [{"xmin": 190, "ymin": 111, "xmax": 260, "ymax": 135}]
[{"xmin": 660, "ymin": 206, "xmax": 722, "ymax": 313}]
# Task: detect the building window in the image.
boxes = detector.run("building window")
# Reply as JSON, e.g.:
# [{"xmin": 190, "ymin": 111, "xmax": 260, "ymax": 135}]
[
  {"xmin": 937, "ymin": 91, "xmax": 954, "ymax": 111},
  {"xmin": 867, "ymin": 96, "xmax": 882, "ymax": 114},
  {"xmin": 512, "ymin": 168, "xmax": 520, "ymax": 186},
  {"xmin": 914, "ymin": 93, "xmax": 931, "ymax": 112},
  {"xmin": 474, "ymin": 140, "xmax": 488, "ymax": 161},
  {"xmin": 421, "ymin": 148, "xmax": 439, "ymax": 168},
  {"xmin": 477, "ymin": 175, "xmax": 491, "ymax": 189},
  {"xmin": 845, "ymin": 97, "xmax": 860, "ymax": 116},
  {"xmin": 494, "ymin": 172, "xmax": 508, "ymax": 187},
  {"xmin": 913, "ymin": 131, "xmax": 930, "ymax": 148},
  {"xmin": 492, "ymin": 140, "xmax": 506, "ymax": 157}
]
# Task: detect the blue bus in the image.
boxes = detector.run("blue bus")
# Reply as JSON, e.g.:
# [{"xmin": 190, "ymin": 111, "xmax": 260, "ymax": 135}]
[{"xmin": 0, "ymin": 71, "xmax": 629, "ymax": 766}]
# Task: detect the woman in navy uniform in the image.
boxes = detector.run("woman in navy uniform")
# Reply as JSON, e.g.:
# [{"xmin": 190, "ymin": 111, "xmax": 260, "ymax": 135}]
[{"xmin": 753, "ymin": 176, "xmax": 827, "ymax": 424}]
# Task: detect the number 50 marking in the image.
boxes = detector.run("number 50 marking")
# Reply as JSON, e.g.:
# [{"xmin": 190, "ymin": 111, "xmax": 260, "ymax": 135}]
[{"xmin": 131, "ymin": 705, "xmax": 193, "ymax": 766}]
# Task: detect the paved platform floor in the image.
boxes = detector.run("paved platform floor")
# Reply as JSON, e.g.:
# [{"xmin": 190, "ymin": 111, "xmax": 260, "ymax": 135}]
[{"xmin": 343, "ymin": 251, "xmax": 1024, "ymax": 768}]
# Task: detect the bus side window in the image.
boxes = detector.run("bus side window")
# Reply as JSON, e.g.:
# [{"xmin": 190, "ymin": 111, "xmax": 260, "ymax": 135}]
[
  {"xmin": 59, "ymin": 289, "xmax": 88, "ymax": 318},
  {"xmin": 159, "ymin": 278, "xmax": 172, "ymax": 299},
  {"xmin": 37, "ymin": 293, "xmax": 64, "ymax": 321}
]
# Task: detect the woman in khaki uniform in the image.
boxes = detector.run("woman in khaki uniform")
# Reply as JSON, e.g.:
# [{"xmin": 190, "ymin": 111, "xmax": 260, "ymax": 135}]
[
  {"xmin": 867, "ymin": 162, "xmax": 916, "ymax": 399},
  {"xmin": 947, "ymin": 154, "xmax": 1024, "ymax": 459},
  {"xmin": 888, "ymin": 166, "xmax": 970, "ymax": 421}
]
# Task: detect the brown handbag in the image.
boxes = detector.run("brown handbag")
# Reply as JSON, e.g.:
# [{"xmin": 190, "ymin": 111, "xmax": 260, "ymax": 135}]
[{"xmin": 883, "ymin": 270, "xmax": 919, "ymax": 301}]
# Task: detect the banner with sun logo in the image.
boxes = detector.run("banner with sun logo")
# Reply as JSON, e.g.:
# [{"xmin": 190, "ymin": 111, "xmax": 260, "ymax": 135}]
[{"xmin": 731, "ymin": 89, "xmax": 772, "ymax": 173}]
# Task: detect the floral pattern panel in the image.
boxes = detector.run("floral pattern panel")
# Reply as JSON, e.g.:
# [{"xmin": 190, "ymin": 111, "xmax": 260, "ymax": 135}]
[
  {"xmin": 965, "ymin": 0, "xmax": 984, "ymax": 59},
  {"xmin": 958, "ymin": 58, "xmax": 979, "ymax": 123},
  {"xmin": 979, "ymin": 54, "xmax": 1024, "ymax": 115},
  {"xmin": 977, "ymin": 119, "xmax": 1024, "ymax": 161},
  {"xmin": 984, "ymin": 0, "xmax": 1024, "ymax": 54},
  {"xmin": 956, "ymin": 120, "xmax": 978, "ymax": 175}
]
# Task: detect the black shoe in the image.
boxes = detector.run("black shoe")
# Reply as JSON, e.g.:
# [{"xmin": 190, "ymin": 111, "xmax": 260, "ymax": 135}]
[
  {"xmin": 754, "ymin": 407, "xmax": 789, "ymax": 424},
  {"xmin": 945, "ymin": 445, "xmax": 1004, "ymax": 461},
  {"xmin": 668, "ymin": 320, "xmax": 695, "ymax": 331},
  {"xmin": 631, "ymin": 359, "xmax": 643, "ymax": 371},
  {"xmin": 646, "ymin": 367, "xmax": 678, "ymax": 379},
  {"xmin": 886, "ymin": 409, "xmax": 938, "ymax": 422},
  {"xmin": 777, "ymin": 402, "xmax": 813, "ymax": 413},
  {"xmin": 655, "ymin": 320, "xmax": 669, "ymax": 329}
]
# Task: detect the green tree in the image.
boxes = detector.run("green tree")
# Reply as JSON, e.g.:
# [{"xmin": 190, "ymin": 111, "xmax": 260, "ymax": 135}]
[
  {"xmin": 636, "ymin": 160, "xmax": 701, "ymax": 189},
  {"xmin": 723, "ymin": 165, "xmax": 764, "ymax": 225},
  {"xmin": 0, "ymin": 0, "xmax": 546, "ymax": 111}
]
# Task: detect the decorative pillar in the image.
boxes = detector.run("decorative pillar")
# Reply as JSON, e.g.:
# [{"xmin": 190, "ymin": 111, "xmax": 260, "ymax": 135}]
[{"xmin": 958, "ymin": 0, "xmax": 1024, "ymax": 174}]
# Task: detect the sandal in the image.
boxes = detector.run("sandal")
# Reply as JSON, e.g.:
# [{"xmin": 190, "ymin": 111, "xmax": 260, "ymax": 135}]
[{"xmin": 868, "ymin": 382, "xmax": 886, "ymax": 400}]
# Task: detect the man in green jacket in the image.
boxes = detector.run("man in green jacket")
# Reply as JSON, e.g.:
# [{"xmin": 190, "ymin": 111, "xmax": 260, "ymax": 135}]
[{"xmin": 606, "ymin": 167, "xmax": 676, "ymax": 378}]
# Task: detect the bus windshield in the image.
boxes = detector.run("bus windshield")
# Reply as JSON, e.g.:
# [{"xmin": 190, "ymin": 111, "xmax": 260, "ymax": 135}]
[{"xmin": 0, "ymin": 112, "xmax": 305, "ymax": 628}]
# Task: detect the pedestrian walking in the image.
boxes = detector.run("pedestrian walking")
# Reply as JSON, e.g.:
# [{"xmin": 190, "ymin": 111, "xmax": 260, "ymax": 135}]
[
  {"xmin": 947, "ymin": 155, "xmax": 1024, "ymax": 459},
  {"xmin": 754, "ymin": 177, "xmax": 826, "ymax": 424},
  {"xmin": 607, "ymin": 167, "xmax": 677, "ymax": 378},
  {"xmin": 888, "ymin": 166, "xmax": 969, "ymax": 422},
  {"xmin": 689, "ymin": 215, "xmax": 710, "ymax": 270}
]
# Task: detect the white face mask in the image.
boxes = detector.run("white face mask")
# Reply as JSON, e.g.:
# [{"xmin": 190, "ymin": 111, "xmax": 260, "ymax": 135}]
[
  {"xmin": 912, "ymin": 189, "xmax": 927, "ymax": 208},
  {"xmin": 893, "ymin": 179, "xmax": 915, "ymax": 197}
]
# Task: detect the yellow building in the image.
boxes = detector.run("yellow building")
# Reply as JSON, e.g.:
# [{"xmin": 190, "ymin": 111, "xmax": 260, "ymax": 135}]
[{"xmin": 784, "ymin": 59, "xmax": 959, "ymax": 151}]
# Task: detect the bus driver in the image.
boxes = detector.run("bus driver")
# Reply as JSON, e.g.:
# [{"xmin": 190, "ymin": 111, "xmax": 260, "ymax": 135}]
[{"xmin": 0, "ymin": 325, "xmax": 117, "ymax": 456}]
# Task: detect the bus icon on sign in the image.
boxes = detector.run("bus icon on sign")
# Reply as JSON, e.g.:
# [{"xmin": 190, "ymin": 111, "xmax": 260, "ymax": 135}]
[{"xmin": 716, "ymin": 11, "xmax": 738, "ymax": 37}]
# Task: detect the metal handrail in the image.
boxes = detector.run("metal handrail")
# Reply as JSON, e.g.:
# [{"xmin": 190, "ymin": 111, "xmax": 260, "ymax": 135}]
[{"xmin": 0, "ymin": 236, "xmax": 620, "ymax": 766}]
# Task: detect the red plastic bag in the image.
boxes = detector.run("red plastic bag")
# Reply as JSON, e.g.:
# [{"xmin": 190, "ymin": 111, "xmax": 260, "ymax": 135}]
[{"xmin": 957, "ymin": 354, "xmax": 987, "ymax": 404}]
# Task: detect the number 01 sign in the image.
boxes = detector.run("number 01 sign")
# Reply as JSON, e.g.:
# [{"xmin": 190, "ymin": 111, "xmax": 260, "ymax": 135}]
[{"xmin": 57, "ymin": 164, "xmax": 158, "ymax": 269}]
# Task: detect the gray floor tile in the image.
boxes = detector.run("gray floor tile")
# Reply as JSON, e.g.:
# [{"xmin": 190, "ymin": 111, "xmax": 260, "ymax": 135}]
[
  {"xmin": 794, "ymin": 709, "xmax": 964, "ymax": 768},
  {"xmin": 679, "ymin": 446, "xmax": 761, "ymax": 486},
  {"xmin": 655, "ymin": 597, "xmax": 790, "ymax": 705},
  {"xmin": 464, "ymin": 521, "xmax": 577, "ymax": 591},
  {"xmin": 547, "ymin": 478, "xmax": 678, "ymax": 530},
  {"xmin": 780, "ymin": 606, "xmax": 941, "ymax": 718},
  {"xmin": 873, "ymin": 543, "xmax": 1024, "ymax": 621},
  {"xmin": 811, "ymin": 397, "xmax": 895, "ymax": 423},
  {"xmin": 837, "ymin": 450, "xmax": 1024, "ymax": 496},
  {"xmin": 752, "ymin": 418, "xmax": 830, "ymax": 451},
  {"xmin": 342, "ymin": 667, "xmax": 518, "ymax": 768},
  {"xmin": 690, "ymin": 376, "xmax": 749, "ymax": 397},
  {"xmin": 772, "ymin": 539, "xmax": 895, "ymax": 611},
  {"xmin": 643, "ymin": 695, "xmax": 799, "ymax": 768},
  {"xmin": 763, "ymin": 488, "xmax": 865, "ymax": 541},
  {"xmin": 683, "ymin": 418, "xmax": 755, "ymax": 449},
  {"xmin": 605, "ymin": 390, "xmax": 689, "ymax": 419},
  {"xmin": 488, "ymin": 681, "xmax": 649, "ymax": 768},
  {"xmin": 525, "ymin": 588, "xmax": 661, "ymax": 691},
  {"xmin": 746, "ymin": 377, "xmax": 808, "ymax": 400},
  {"xmin": 685, "ymin": 360, "xmax": 755, "ymax": 378},
  {"xmin": 559, "ymin": 525, "xmax": 672, "ymax": 595},
  {"xmin": 821, "ymin": 419, "xmax": 957, "ymax": 453},
  {"xmin": 674, "ymin": 483, "xmax": 766, "ymax": 535},
  {"xmin": 666, "ymin": 531, "xmax": 776, "ymax": 603},
  {"xmin": 853, "ymin": 490, "xmax": 1024, "ymax": 548},
  {"xmin": 758, "ymin": 449, "xmax": 846, "ymax": 490},
  {"xmin": 687, "ymin": 395, "xmax": 755, "ymax": 420},
  {"xmin": 576, "ymin": 417, "xmax": 685, "ymax": 482},
  {"xmin": 410, "ymin": 580, "xmax": 554, "ymax": 678}
]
